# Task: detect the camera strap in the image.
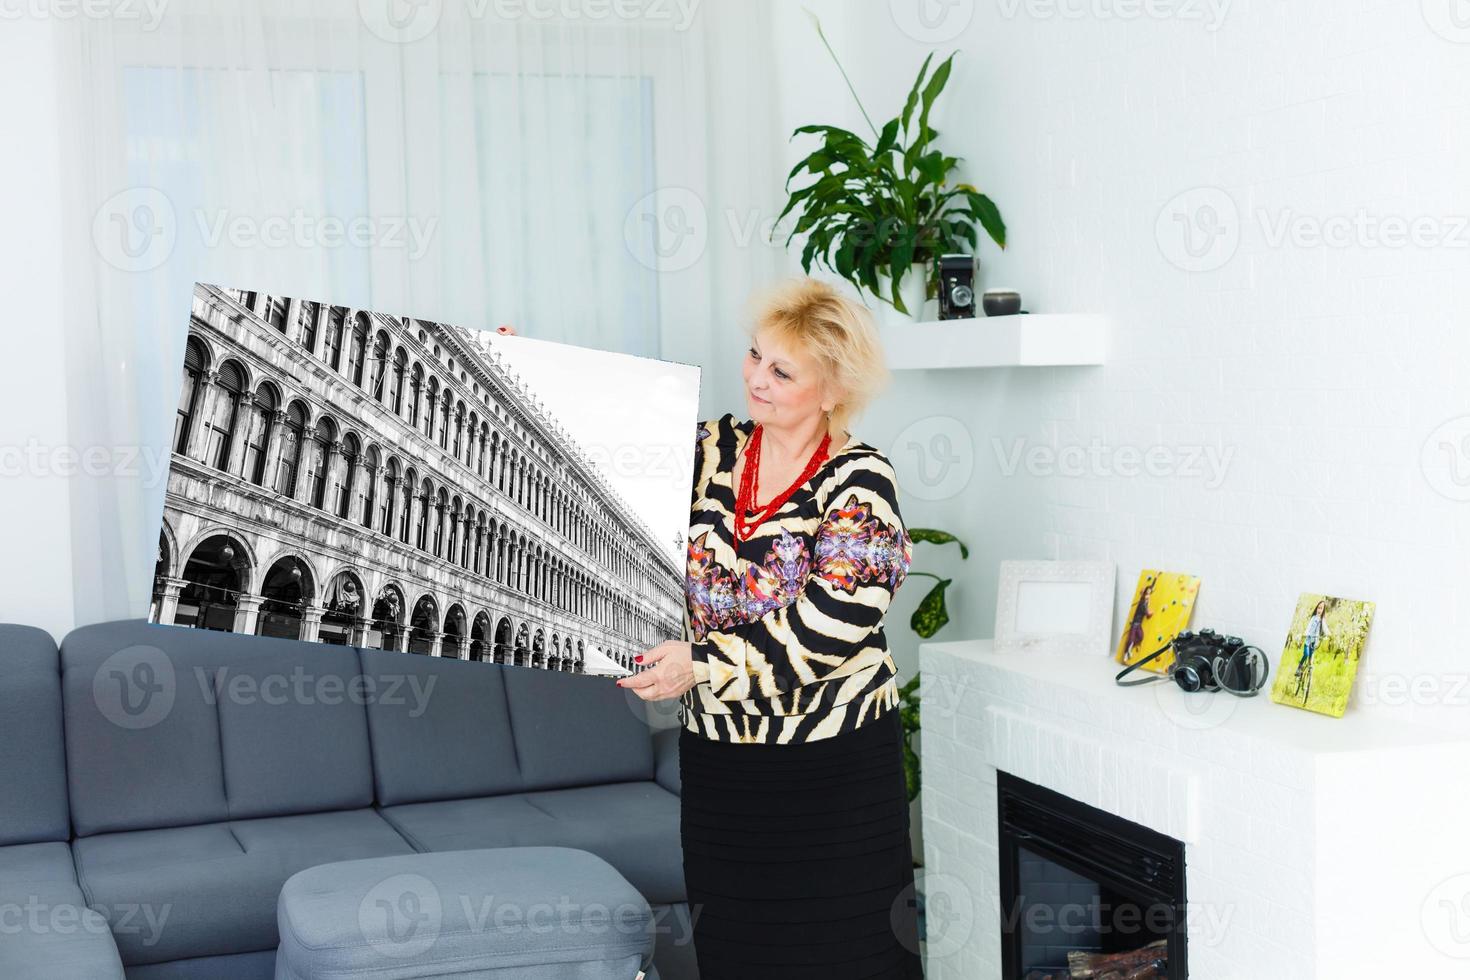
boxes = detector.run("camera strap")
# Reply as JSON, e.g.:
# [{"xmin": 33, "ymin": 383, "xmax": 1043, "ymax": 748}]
[{"xmin": 1114, "ymin": 641, "xmax": 1175, "ymax": 686}]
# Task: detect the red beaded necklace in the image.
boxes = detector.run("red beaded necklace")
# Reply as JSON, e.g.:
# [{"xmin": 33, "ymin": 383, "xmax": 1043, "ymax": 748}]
[{"xmin": 732, "ymin": 423, "xmax": 831, "ymax": 546}]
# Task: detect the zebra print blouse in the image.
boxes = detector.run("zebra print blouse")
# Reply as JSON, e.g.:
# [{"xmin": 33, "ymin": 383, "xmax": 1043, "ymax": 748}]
[{"xmin": 679, "ymin": 413, "xmax": 914, "ymax": 745}]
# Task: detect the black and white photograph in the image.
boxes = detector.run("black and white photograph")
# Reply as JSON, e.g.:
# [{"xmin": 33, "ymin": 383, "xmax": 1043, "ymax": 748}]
[{"xmin": 150, "ymin": 282, "xmax": 698, "ymax": 676}]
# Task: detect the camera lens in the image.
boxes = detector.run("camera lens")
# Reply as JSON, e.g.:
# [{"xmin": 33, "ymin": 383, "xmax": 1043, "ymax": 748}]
[
  {"xmin": 1173, "ymin": 664, "xmax": 1202, "ymax": 692},
  {"xmin": 951, "ymin": 284, "xmax": 973, "ymax": 307}
]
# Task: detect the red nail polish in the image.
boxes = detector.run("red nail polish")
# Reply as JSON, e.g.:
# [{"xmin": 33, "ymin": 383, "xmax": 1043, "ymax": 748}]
[{"xmin": 635, "ymin": 655, "xmax": 643, "ymax": 663}]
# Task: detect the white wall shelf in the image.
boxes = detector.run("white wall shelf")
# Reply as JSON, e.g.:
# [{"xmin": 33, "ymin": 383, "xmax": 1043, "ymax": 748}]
[{"xmin": 876, "ymin": 313, "xmax": 1108, "ymax": 370}]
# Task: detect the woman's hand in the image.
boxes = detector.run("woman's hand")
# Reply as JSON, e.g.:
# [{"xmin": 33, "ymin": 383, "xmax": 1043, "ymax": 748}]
[{"xmin": 617, "ymin": 639, "xmax": 696, "ymax": 701}]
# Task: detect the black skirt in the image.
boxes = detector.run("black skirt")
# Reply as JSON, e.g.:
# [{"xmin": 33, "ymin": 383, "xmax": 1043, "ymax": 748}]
[{"xmin": 678, "ymin": 706, "xmax": 924, "ymax": 979}]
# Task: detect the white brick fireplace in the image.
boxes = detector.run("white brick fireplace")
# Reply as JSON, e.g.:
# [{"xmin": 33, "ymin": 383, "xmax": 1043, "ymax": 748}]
[{"xmin": 917, "ymin": 639, "xmax": 1470, "ymax": 979}]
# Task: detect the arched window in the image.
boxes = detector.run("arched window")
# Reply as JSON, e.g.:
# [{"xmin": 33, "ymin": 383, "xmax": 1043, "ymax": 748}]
[
  {"xmin": 243, "ymin": 384, "xmax": 278, "ymax": 486},
  {"xmin": 336, "ymin": 433, "xmax": 360, "ymax": 520},
  {"xmin": 390, "ymin": 349, "xmax": 407, "ymax": 416},
  {"xmin": 322, "ymin": 306, "xmax": 347, "ymax": 371},
  {"xmin": 204, "ymin": 361, "xmax": 246, "ymax": 471},
  {"xmin": 175, "ymin": 338, "xmax": 206, "ymax": 455},
  {"xmin": 368, "ymin": 331, "xmax": 389, "ymax": 401},
  {"xmin": 307, "ymin": 419, "xmax": 335, "ymax": 510},
  {"xmin": 346, "ymin": 314, "xmax": 370, "ymax": 386},
  {"xmin": 409, "ymin": 365, "xmax": 424, "ymax": 427},
  {"xmin": 364, "ymin": 446, "xmax": 381, "ymax": 531},
  {"xmin": 274, "ymin": 402, "xmax": 308, "ymax": 497}
]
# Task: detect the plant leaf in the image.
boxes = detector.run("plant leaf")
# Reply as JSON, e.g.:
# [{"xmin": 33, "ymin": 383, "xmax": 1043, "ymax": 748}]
[
  {"xmin": 910, "ymin": 577, "xmax": 953, "ymax": 638},
  {"xmin": 908, "ymin": 527, "xmax": 969, "ymax": 559},
  {"xmin": 899, "ymin": 51, "xmax": 935, "ymax": 137}
]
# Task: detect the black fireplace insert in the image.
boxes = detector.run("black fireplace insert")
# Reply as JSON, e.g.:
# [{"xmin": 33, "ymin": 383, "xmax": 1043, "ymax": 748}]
[{"xmin": 997, "ymin": 771, "xmax": 1187, "ymax": 979}]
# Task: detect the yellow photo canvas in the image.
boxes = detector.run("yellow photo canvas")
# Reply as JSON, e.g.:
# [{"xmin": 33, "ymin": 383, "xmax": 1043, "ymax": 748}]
[
  {"xmin": 1113, "ymin": 570, "xmax": 1201, "ymax": 673},
  {"xmin": 1270, "ymin": 593, "xmax": 1375, "ymax": 718}
]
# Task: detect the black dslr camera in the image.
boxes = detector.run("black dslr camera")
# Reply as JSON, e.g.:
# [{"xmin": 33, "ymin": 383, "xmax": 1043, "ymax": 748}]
[{"xmin": 1116, "ymin": 627, "xmax": 1270, "ymax": 696}]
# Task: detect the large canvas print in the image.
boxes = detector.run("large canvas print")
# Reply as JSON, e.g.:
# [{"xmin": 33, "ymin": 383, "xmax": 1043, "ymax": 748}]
[{"xmin": 148, "ymin": 283, "xmax": 700, "ymax": 677}]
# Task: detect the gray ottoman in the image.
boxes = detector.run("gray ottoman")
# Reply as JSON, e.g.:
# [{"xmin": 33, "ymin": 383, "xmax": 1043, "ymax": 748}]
[{"xmin": 275, "ymin": 846, "xmax": 654, "ymax": 980}]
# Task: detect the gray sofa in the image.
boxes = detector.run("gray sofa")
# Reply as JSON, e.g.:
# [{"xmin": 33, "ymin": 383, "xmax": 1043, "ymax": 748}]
[{"xmin": 0, "ymin": 618, "xmax": 694, "ymax": 979}]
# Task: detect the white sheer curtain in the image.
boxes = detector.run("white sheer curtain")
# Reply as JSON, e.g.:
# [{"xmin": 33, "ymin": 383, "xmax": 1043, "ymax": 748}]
[{"xmin": 53, "ymin": 0, "xmax": 789, "ymax": 626}]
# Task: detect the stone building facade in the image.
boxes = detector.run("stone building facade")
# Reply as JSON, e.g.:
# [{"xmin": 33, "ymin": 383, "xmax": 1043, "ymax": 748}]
[{"xmin": 150, "ymin": 283, "xmax": 684, "ymax": 673}]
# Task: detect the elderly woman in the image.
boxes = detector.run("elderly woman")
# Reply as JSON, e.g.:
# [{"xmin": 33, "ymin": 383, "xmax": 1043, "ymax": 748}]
[{"xmin": 621, "ymin": 277, "xmax": 922, "ymax": 978}]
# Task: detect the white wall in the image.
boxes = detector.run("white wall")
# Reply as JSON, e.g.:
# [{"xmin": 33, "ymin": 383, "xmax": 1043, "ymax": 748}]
[
  {"xmin": 0, "ymin": 20, "xmax": 75, "ymax": 641},
  {"xmin": 771, "ymin": 1, "xmax": 1470, "ymax": 733}
]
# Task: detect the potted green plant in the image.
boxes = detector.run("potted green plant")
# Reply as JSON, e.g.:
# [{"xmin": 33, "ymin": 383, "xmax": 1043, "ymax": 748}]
[
  {"xmin": 896, "ymin": 527, "xmax": 968, "ymax": 870},
  {"xmin": 773, "ymin": 14, "xmax": 1006, "ymax": 321}
]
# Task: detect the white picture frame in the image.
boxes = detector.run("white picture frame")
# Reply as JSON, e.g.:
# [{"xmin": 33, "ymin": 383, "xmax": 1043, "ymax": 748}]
[{"xmin": 994, "ymin": 560, "xmax": 1116, "ymax": 656}]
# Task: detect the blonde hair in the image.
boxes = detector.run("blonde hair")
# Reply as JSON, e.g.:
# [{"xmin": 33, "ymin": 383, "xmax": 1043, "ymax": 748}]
[{"xmin": 746, "ymin": 277, "xmax": 891, "ymax": 442}]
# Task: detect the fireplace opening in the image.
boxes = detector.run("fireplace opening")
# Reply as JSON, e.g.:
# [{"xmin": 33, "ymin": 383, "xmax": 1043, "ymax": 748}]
[{"xmin": 997, "ymin": 772, "xmax": 1187, "ymax": 979}]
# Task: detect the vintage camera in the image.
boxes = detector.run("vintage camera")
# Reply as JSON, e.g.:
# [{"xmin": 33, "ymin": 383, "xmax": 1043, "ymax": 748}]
[
  {"xmin": 937, "ymin": 254, "xmax": 976, "ymax": 319},
  {"xmin": 1117, "ymin": 627, "xmax": 1270, "ymax": 696}
]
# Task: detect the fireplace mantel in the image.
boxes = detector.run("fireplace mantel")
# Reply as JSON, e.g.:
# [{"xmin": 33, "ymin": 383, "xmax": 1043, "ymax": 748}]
[{"xmin": 917, "ymin": 638, "xmax": 1470, "ymax": 979}]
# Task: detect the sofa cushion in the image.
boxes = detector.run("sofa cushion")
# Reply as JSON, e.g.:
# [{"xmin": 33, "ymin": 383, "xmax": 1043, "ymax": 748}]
[
  {"xmin": 61, "ymin": 619, "xmax": 375, "ymax": 835},
  {"xmin": 275, "ymin": 847, "xmax": 652, "ymax": 979},
  {"xmin": 358, "ymin": 649, "xmax": 522, "ymax": 806},
  {"xmin": 0, "ymin": 842, "xmax": 125, "ymax": 978},
  {"xmin": 521, "ymin": 782, "xmax": 685, "ymax": 906},
  {"xmin": 71, "ymin": 808, "xmax": 414, "ymax": 965},
  {"xmin": 502, "ymin": 667, "xmax": 654, "ymax": 792},
  {"xmin": 0, "ymin": 625, "xmax": 71, "ymax": 845},
  {"xmin": 381, "ymin": 782, "xmax": 685, "ymax": 906}
]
